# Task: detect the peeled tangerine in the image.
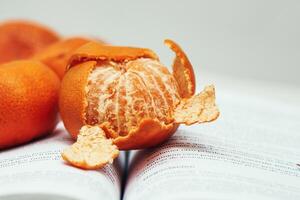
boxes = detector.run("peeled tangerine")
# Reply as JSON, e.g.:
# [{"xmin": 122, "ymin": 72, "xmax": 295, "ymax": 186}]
[
  {"xmin": 59, "ymin": 39, "xmax": 219, "ymax": 169},
  {"xmin": 0, "ymin": 60, "xmax": 60, "ymax": 149}
]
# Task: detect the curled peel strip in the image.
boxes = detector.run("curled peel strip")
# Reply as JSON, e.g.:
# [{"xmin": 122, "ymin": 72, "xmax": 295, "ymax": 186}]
[{"xmin": 165, "ymin": 39, "xmax": 196, "ymax": 98}]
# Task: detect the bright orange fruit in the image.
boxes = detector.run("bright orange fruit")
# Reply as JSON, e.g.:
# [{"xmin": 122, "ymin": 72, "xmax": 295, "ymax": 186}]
[
  {"xmin": 0, "ymin": 20, "xmax": 60, "ymax": 64},
  {"xmin": 33, "ymin": 37, "xmax": 100, "ymax": 79},
  {"xmin": 59, "ymin": 40, "xmax": 219, "ymax": 169},
  {"xmin": 0, "ymin": 60, "xmax": 60, "ymax": 149}
]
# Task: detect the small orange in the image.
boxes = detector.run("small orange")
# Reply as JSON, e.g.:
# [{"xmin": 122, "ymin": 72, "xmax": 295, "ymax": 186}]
[
  {"xmin": 0, "ymin": 60, "xmax": 60, "ymax": 149},
  {"xmin": 0, "ymin": 20, "xmax": 60, "ymax": 64},
  {"xmin": 33, "ymin": 37, "xmax": 101, "ymax": 79},
  {"xmin": 59, "ymin": 40, "xmax": 219, "ymax": 169}
]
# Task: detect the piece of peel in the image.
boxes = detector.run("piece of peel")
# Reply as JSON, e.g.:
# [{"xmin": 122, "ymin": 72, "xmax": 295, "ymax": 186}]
[
  {"xmin": 68, "ymin": 42, "xmax": 159, "ymax": 70},
  {"xmin": 62, "ymin": 125, "xmax": 119, "ymax": 170},
  {"xmin": 164, "ymin": 39, "xmax": 196, "ymax": 98},
  {"xmin": 174, "ymin": 85, "xmax": 219, "ymax": 125}
]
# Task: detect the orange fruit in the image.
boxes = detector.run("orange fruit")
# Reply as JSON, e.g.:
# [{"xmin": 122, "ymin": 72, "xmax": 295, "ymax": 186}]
[
  {"xmin": 0, "ymin": 60, "xmax": 60, "ymax": 149},
  {"xmin": 59, "ymin": 40, "xmax": 219, "ymax": 169},
  {"xmin": 33, "ymin": 37, "xmax": 102, "ymax": 79},
  {"xmin": 0, "ymin": 20, "xmax": 60, "ymax": 64}
]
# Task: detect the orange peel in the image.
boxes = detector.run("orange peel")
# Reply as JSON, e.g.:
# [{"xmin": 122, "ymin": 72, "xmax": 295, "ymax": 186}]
[
  {"xmin": 164, "ymin": 39, "xmax": 195, "ymax": 98},
  {"xmin": 62, "ymin": 125, "xmax": 119, "ymax": 170},
  {"xmin": 67, "ymin": 42, "xmax": 159, "ymax": 69},
  {"xmin": 174, "ymin": 85, "xmax": 219, "ymax": 125}
]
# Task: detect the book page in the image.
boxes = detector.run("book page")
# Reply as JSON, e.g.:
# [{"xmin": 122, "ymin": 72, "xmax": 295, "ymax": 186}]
[
  {"xmin": 123, "ymin": 80, "xmax": 300, "ymax": 200},
  {"xmin": 0, "ymin": 122, "xmax": 124, "ymax": 200}
]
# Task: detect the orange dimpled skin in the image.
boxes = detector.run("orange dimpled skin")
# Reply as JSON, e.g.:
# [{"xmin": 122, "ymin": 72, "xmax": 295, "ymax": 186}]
[
  {"xmin": 0, "ymin": 60, "xmax": 60, "ymax": 149},
  {"xmin": 33, "ymin": 37, "xmax": 99, "ymax": 79},
  {"xmin": 0, "ymin": 20, "xmax": 60, "ymax": 64},
  {"xmin": 60, "ymin": 40, "xmax": 220, "ymax": 169},
  {"xmin": 59, "ymin": 61, "xmax": 96, "ymax": 139}
]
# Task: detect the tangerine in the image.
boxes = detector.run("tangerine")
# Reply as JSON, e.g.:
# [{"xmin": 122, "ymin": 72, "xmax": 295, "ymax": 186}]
[
  {"xmin": 0, "ymin": 20, "xmax": 60, "ymax": 64},
  {"xmin": 0, "ymin": 60, "xmax": 60, "ymax": 149}
]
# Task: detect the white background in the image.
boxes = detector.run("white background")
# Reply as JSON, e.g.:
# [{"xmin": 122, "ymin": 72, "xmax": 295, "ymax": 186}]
[{"xmin": 0, "ymin": 0, "xmax": 299, "ymax": 87}]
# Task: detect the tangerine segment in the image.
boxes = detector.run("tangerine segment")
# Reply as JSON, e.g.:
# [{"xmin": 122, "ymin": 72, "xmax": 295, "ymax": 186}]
[
  {"xmin": 164, "ymin": 39, "xmax": 196, "ymax": 98},
  {"xmin": 62, "ymin": 125, "xmax": 119, "ymax": 170},
  {"xmin": 174, "ymin": 85, "xmax": 219, "ymax": 125},
  {"xmin": 68, "ymin": 42, "xmax": 159, "ymax": 70}
]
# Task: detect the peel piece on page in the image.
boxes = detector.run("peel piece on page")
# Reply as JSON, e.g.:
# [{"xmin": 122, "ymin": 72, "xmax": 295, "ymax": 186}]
[
  {"xmin": 164, "ymin": 39, "xmax": 196, "ymax": 98},
  {"xmin": 174, "ymin": 85, "xmax": 219, "ymax": 125},
  {"xmin": 62, "ymin": 125, "xmax": 119, "ymax": 170}
]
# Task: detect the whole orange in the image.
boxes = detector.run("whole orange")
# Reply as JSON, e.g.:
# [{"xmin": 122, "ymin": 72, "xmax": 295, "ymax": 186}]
[
  {"xmin": 0, "ymin": 60, "xmax": 60, "ymax": 149},
  {"xmin": 32, "ymin": 37, "xmax": 98, "ymax": 79},
  {"xmin": 0, "ymin": 20, "xmax": 60, "ymax": 64}
]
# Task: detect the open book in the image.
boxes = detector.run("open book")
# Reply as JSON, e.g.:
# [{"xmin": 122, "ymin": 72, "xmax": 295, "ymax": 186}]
[{"xmin": 0, "ymin": 75, "xmax": 300, "ymax": 200}]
